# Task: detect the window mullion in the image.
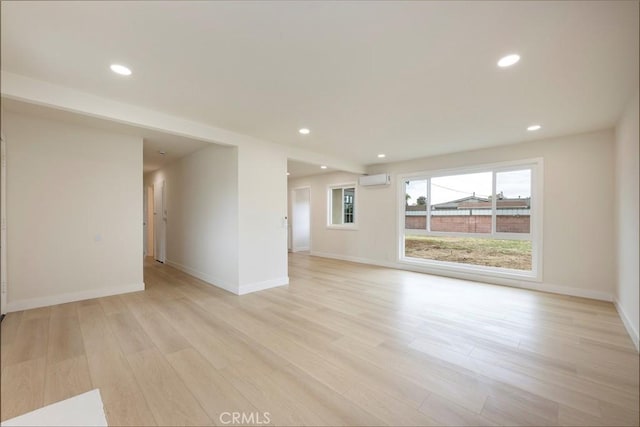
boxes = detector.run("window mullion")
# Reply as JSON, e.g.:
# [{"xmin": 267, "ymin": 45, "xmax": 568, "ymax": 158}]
[
  {"xmin": 341, "ymin": 188, "xmax": 345, "ymax": 224},
  {"xmin": 491, "ymin": 171, "xmax": 497, "ymax": 236},
  {"xmin": 426, "ymin": 178, "xmax": 431, "ymax": 232}
]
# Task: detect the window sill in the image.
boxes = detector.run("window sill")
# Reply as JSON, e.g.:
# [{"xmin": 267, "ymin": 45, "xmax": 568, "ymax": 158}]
[
  {"xmin": 326, "ymin": 225, "xmax": 359, "ymax": 231},
  {"xmin": 399, "ymin": 256, "xmax": 541, "ymax": 282}
]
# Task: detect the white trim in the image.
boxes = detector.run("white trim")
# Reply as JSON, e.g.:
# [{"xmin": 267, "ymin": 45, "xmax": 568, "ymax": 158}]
[
  {"xmin": 398, "ymin": 178, "xmax": 407, "ymax": 260},
  {"xmin": 614, "ymin": 299, "xmax": 640, "ymax": 352},
  {"xmin": 400, "ymin": 158, "xmax": 544, "ymax": 180},
  {"xmin": 166, "ymin": 259, "xmax": 288, "ymax": 296},
  {"xmin": 326, "ymin": 225, "xmax": 359, "ymax": 231},
  {"xmin": 491, "ymin": 170, "xmax": 497, "ymax": 234},
  {"xmin": 398, "ymin": 257, "xmax": 538, "ymax": 282},
  {"xmin": 6, "ymin": 283, "xmax": 145, "ymax": 312},
  {"xmin": 165, "ymin": 259, "xmax": 238, "ymax": 294},
  {"xmin": 153, "ymin": 180, "xmax": 166, "ymax": 263},
  {"xmin": 292, "ymin": 246, "xmax": 310, "ymax": 252},
  {"xmin": 310, "ymin": 251, "xmax": 397, "ymax": 269},
  {"xmin": 143, "ymin": 186, "xmax": 148, "ymax": 258},
  {"xmin": 238, "ymin": 276, "xmax": 289, "ymax": 295},
  {"xmin": 530, "ymin": 282, "xmax": 612, "ymax": 302},
  {"xmin": 310, "ymin": 250, "xmax": 613, "ymax": 302},
  {"xmin": 531, "ymin": 158, "xmax": 544, "ymax": 281}
]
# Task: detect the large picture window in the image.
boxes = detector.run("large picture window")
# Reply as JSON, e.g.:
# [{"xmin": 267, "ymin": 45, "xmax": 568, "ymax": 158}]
[{"xmin": 400, "ymin": 159, "xmax": 542, "ymax": 280}]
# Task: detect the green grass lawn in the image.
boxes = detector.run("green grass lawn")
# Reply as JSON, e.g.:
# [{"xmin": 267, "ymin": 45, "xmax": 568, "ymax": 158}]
[{"xmin": 404, "ymin": 236, "xmax": 532, "ymax": 270}]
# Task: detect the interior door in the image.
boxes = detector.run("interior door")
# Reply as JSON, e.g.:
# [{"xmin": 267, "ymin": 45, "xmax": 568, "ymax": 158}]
[
  {"xmin": 147, "ymin": 186, "xmax": 154, "ymax": 258},
  {"xmin": 143, "ymin": 186, "xmax": 148, "ymax": 257},
  {"xmin": 153, "ymin": 180, "xmax": 166, "ymax": 263},
  {"xmin": 292, "ymin": 187, "xmax": 310, "ymax": 252}
]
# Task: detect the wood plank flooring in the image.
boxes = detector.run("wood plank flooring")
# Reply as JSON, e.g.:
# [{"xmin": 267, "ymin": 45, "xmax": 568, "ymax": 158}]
[{"xmin": 1, "ymin": 254, "xmax": 638, "ymax": 426}]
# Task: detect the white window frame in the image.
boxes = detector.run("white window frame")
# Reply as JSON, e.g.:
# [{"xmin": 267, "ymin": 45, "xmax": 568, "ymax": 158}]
[
  {"xmin": 397, "ymin": 158, "xmax": 543, "ymax": 282},
  {"xmin": 327, "ymin": 182, "xmax": 358, "ymax": 230}
]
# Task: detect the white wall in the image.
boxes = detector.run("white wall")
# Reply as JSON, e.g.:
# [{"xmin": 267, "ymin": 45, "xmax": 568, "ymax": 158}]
[
  {"xmin": 237, "ymin": 144, "xmax": 288, "ymax": 293},
  {"xmin": 3, "ymin": 111, "xmax": 143, "ymax": 311},
  {"xmin": 145, "ymin": 144, "xmax": 239, "ymax": 293},
  {"xmin": 614, "ymin": 92, "xmax": 639, "ymax": 350},
  {"xmin": 145, "ymin": 141, "xmax": 289, "ymax": 295},
  {"xmin": 288, "ymin": 171, "xmax": 368, "ymax": 259},
  {"xmin": 289, "ymin": 129, "xmax": 616, "ymax": 300},
  {"xmin": 0, "ymin": 72, "xmax": 347, "ymax": 300}
]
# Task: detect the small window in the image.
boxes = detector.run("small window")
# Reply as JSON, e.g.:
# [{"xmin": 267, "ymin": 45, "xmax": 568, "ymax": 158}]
[{"xmin": 328, "ymin": 184, "xmax": 356, "ymax": 227}]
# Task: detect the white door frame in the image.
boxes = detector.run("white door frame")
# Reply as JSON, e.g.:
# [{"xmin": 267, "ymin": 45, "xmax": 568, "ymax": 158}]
[
  {"xmin": 146, "ymin": 185, "xmax": 154, "ymax": 258},
  {"xmin": 291, "ymin": 186, "xmax": 311, "ymax": 252},
  {"xmin": 143, "ymin": 186, "xmax": 148, "ymax": 257},
  {"xmin": 1, "ymin": 133, "xmax": 7, "ymax": 315},
  {"xmin": 153, "ymin": 180, "xmax": 166, "ymax": 263}
]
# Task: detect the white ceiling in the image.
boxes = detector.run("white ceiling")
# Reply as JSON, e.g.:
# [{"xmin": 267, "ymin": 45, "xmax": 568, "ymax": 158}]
[
  {"xmin": 2, "ymin": 98, "xmax": 338, "ymax": 177},
  {"xmin": 1, "ymin": 98, "xmax": 210, "ymax": 173},
  {"xmin": 287, "ymin": 159, "xmax": 335, "ymax": 179},
  {"xmin": 1, "ymin": 1, "xmax": 638, "ymax": 165}
]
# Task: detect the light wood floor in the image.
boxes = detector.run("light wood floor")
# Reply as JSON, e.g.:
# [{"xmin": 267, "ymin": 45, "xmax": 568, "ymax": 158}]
[{"xmin": 1, "ymin": 254, "xmax": 638, "ymax": 426}]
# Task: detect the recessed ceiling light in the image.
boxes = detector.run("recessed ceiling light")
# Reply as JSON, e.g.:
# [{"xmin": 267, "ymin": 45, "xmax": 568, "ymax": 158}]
[
  {"xmin": 497, "ymin": 54, "xmax": 520, "ymax": 68},
  {"xmin": 286, "ymin": 172, "xmax": 290, "ymax": 176},
  {"xmin": 299, "ymin": 128, "xmax": 310, "ymax": 135},
  {"xmin": 110, "ymin": 64, "xmax": 132, "ymax": 76},
  {"xmin": 377, "ymin": 153, "xmax": 386, "ymax": 158},
  {"xmin": 320, "ymin": 165, "xmax": 327, "ymax": 169},
  {"xmin": 527, "ymin": 125, "xmax": 541, "ymax": 131}
]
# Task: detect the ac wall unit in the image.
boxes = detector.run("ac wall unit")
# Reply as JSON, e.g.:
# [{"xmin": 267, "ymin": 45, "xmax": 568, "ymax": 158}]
[{"xmin": 359, "ymin": 173, "xmax": 391, "ymax": 187}]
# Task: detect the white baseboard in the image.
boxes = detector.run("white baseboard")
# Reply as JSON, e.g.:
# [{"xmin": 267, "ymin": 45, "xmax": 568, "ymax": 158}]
[
  {"xmin": 165, "ymin": 259, "xmax": 238, "ymax": 294},
  {"xmin": 614, "ymin": 299, "xmax": 640, "ymax": 352},
  {"xmin": 310, "ymin": 251, "xmax": 397, "ymax": 269},
  {"xmin": 165, "ymin": 260, "xmax": 287, "ymax": 296},
  {"xmin": 309, "ymin": 251, "xmax": 614, "ymax": 302},
  {"xmin": 7, "ymin": 282, "xmax": 145, "ymax": 312},
  {"xmin": 292, "ymin": 246, "xmax": 310, "ymax": 252},
  {"xmin": 238, "ymin": 276, "xmax": 289, "ymax": 295},
  {"xmin": 531, "ymin": 282, "xmax": 613, "ymax": 302}
]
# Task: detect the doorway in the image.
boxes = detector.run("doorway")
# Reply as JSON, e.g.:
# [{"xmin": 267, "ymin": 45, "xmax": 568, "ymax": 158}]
[
  {"xmin": 153, "ymin": 180, "xmax": 166, "ymax": 263},
  {"xmin": 144, "ymin": 186, "xmax": 154, "ymax": 258},
  {"xmin": 291, "ymin": 187, "xmax": 311, "ymax": 252}
]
